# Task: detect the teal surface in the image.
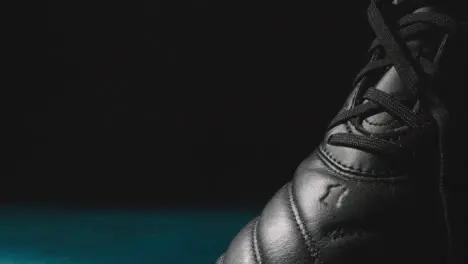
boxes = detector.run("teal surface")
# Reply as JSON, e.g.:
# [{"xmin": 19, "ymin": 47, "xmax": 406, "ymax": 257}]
[{"xmin": 0, "ymin": 206, "xmax": 256, "ymax": 264}]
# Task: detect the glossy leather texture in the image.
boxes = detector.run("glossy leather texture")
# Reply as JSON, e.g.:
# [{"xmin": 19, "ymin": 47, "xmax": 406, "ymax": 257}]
[
  {"xmin": 215, "ymin": 1, "xmax": 463, "ymax": 263},
  {"xmin": 216, "ymin": 97, "xmax": 447, "ymax": 264}
]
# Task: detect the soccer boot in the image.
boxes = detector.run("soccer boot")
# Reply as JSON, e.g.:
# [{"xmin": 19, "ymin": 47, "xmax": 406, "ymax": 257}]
[{"xmin": 216, "ymin": 0, "xmax": 467, "ymax": 263}]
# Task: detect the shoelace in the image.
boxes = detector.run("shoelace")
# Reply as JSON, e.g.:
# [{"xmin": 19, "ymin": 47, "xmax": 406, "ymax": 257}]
[
  {"xmin": 327, "ymin": 0, "xmax": 456, "ymax": 155},
  {"xmin": 326, "ymin": 0, "xmax": 464, "ymax": 263}
]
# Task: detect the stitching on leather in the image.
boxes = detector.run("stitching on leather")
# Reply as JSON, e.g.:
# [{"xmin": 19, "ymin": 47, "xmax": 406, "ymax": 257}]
[
  {"xmin": 251, "ymin": 217, "xmax": 262, "ymax": 264},
  {"xmin": 319, "ymin": 144, "xmax": 395, "ymax": 176},
  {"xmin": 316, "ymin": 147, "xmax": 408, "ymax": 183},
  {"xmin": 288, "ymin": 182, "xmax": 320, "ymax": 263}
]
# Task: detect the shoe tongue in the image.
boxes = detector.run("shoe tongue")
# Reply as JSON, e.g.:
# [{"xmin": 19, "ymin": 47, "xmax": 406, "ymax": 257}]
[{"xmin": 361, "ymin": 5, "xmax": 441, "ymax": 133}]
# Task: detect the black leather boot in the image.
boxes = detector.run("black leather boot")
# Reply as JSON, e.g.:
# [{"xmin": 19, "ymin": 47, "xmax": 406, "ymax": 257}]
[{"xmin": 216, "ymin": 1, "xmax": 467, "ymax": 263}]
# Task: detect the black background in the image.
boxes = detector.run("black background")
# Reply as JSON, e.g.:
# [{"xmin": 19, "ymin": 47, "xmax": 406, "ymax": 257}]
[
  {"xmin": 13, "ymin": 0, "xmax": 371, "ymax": 208},
  {"xmin": 13, "ymin": 0, "xmax": 466, "ymax": 212}
]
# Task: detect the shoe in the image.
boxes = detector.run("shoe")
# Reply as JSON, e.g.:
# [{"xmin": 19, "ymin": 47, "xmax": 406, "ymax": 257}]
[{"xmin": 216, "ymin": 0, "xmax": 467, "ymax": 263}]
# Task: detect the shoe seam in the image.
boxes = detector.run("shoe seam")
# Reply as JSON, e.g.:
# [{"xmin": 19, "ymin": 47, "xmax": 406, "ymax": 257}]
[
  {"xmin": 288, "ymin": 182, "xmax": 320, "ymax": 263},
  {"xmin": 251, "ymin": 217, "xmax": 262, "ymax": 264},
  {"xmin": 317, "ymin": 145, "xmax": 408, "ymax": 183},
  {"xmin": 319, "ymin": 144, "xmax": 396, "ymax": 176}
]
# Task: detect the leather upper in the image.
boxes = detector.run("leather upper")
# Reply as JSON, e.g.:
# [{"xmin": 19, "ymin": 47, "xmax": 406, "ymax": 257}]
[
  {"xmin": 216, "ymin": 2, "xmax": 460, "ymax": 263},
  {"xmin": 216, "ymin": 80, "xmax": 448, "ymax": 264}
]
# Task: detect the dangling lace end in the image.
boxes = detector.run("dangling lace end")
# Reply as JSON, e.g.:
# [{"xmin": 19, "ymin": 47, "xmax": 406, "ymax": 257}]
[{"xmin": 425, "ymin": 91, "xmax": 455, "ymax": 263}]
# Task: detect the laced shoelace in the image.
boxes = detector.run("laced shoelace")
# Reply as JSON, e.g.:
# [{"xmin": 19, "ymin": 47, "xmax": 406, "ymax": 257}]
[
  {"xmin": 327, "ymin": 0, "xmax": 457, "ymax": 155},
  {"xmin": 325, "ymin": 0, "xmax": 464, "ymax": 262}
]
